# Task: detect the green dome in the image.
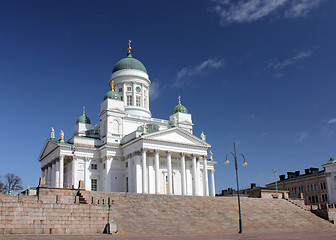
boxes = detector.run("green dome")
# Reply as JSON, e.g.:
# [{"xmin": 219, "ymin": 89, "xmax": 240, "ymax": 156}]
[
  {"xmin": 173, "ymin": 104, "xmax": 188, "ymax": 114},
  {"xmin": 104, "ymin": 90, "xmax": 121, "ymax": 100},
  {"xmin": 112, "ymin": 53, "xmax": 147, "ymax": 74},
  {"xmin": 76, "ymin": 115, "xmax": 91, "ymax": 124}
]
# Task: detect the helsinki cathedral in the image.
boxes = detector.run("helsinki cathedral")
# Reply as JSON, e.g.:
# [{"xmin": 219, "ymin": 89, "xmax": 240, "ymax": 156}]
[{"xmin": 38, "ymin": 41, "xmax": 217, "ymax": 196}]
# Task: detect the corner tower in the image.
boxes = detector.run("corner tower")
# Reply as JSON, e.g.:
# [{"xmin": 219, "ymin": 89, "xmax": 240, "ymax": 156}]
[{"xmin": 110, "ymin": 40, "xmax": 151, "ymax": 118}]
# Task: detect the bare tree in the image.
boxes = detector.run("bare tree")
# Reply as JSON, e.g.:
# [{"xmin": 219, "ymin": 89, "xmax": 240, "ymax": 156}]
[
  {"xmin": 3, "ymin": 173, "xmax": 23, "ymax": 194},
  {"xmin": 0, "ymin": 176, "xmax": 4, "ymax": 193}
]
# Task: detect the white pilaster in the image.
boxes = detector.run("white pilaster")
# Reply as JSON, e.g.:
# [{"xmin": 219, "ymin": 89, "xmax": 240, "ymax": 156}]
[
  {"xmin": 142, "ymin": 149, "xmax": 148, "ymax": 193},
  {"xmin": 167, "ymin": 151, "xmax": 173, "ymax": 195},
  {"xmin": 59, "ymin": 155, "xmax": 64, "ymax": 188},
  {"xmin": 203, "ymin": 157, "xmax": 209, "ymax": 196},
  {"xmin": 84, "ymin": 158, "xmax": 89, "ymax": 190},
  {"xmin": 192, "ymin": 155, "xmax": 197, "ymax": 196},
  {"xmin": 55, "ymin": 159, "xmax": 60, "ymax": 188},
  {"xmin": 211, "ymin": 169, "xmax": 216, "ymax": 197},
  {"xmin": 154, "ymin": 150, "xmax": 160, "ymax": 194},
  {"xmin": 105, "ymin": 158, "xmax": 112, "ymax": 192},
  {"xmin": 180, "ymin": 153, "xmax": 186, "ymax": 195}
]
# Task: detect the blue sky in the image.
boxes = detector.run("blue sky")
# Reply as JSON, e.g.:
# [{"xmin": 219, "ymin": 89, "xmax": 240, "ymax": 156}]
[{"xmin": 1, "ymin": 0, "xmax": 336, "ymax": 193}]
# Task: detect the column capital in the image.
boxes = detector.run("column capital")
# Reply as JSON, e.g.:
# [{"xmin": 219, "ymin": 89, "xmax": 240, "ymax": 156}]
[
  {"xmin": 180, "ymin": 152, "xmax": 185, "ymax": 157},
  {"xmin": 154, "ymin": 149, "xmax": 159, "ymax": 154}
]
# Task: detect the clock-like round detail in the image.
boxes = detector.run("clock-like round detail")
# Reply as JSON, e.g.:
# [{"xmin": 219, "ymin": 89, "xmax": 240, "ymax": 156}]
[{"xmin": 136, "ymin": 86, "xmax": 141, "ymax": 93}]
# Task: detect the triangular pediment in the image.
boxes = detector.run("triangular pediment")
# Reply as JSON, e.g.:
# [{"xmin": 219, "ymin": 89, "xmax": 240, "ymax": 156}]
[
  {"xmin": 38, "ymin": 140, "xmax": 59, "ymax": 161},
  {"xmin": 143, "ymin": 128, "xmax": 210, "ymax": 147}
]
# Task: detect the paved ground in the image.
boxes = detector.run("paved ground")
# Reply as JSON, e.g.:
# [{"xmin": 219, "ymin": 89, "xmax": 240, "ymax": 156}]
[{"xmin": 2, "ymin": 230, "xmax": 336, "ymax": 240}]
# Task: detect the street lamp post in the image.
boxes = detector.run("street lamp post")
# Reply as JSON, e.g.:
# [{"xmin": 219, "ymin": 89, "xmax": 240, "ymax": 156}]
[
  {"xmin": 225, "ymin": 142, "xmax": 247, "ymax": 234},
  {"xmin": 273, "ymin": 169, "xmax": 278, "ymax": 199}
]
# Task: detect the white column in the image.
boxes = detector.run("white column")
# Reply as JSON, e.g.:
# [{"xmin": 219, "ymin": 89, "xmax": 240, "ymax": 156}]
[
  {"xmin": 52, "ymin": 161, "xmax": 56, "ymax": 187},
  {"xmin": 47, "ymin": 165, "xmax": 51, "ymax": 187},
  {"xmin": 211, "ymin": 169, "xmax": 216, "ymax": 197},
  {"xmin": 135, "ymin": 153, "xmax": 142, "ymax": 193},
  {"xmin": 59, "ymin": 155, "xmax": 64, "ymax": 188},
  {"xmin": 142, "ymin": 149, "xmax": 148, "ymax": 193},
  {"xmin": 180, "ymin": 153, "xmax": 186, "ymax": 195},
  {"xmin": 203, "ymin": 157, "xmax": 209, "ymax": 196},
  {"xmin": 154, "ymin": 150, "xmax": 160, "ymax": 194},
  {"xmin": 167, "ymin": 151, "xmax": 173, "ymax": 195},
  {"xmin": 55, "ymin": 159, "xmax": 60, "ymax": 188},
  {"xmin": 72, "ymin": 157, "xmax": 76, "ymax": 188},
  {"xmin": 128, "ymin": 158, "xmax": 133, "ymax": 192},
  {"xmin": 192, "ymin": 155, "xmax": 197, "ymax": 196},
  {"xmin": 123, "ymin": 83, "xmax": 126, "ymax": 105}
]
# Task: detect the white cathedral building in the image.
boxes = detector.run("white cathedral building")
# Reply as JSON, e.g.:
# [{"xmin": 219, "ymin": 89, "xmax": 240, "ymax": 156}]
[{"xmin": 38, "ymin": 42, "xmax": 217, "ymax": 196}]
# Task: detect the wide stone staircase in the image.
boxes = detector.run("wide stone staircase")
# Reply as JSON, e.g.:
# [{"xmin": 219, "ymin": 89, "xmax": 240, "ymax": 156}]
[
  {"xmin": 0, "ymin": 188, "xmax": 335, "ymax": 235},
  {"xmin": 80, "ymin": 191, "xmax": 335, "ymax": 234}
]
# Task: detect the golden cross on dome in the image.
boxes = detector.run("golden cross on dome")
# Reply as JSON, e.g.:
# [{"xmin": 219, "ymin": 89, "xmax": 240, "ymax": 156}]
[
  {"xmin": 111, "ymin": 80, "xmax": 114, "ymax": 91},
  {"xmin": 83, "ymin": 106, "xmax": 85, "ymax": 116},
  {"xmin": 128, "ymin": 40, "xmax": 132, "ymax": 53},
  {"xmin": 178, "ymin": 96, "xmax": 181, "ymax": 105}
]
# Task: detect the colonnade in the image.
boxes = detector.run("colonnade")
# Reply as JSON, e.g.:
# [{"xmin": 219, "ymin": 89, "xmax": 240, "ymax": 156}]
[
  {"xmin": 41, "ymin": 155, "xmax": 65, "ymax": 188},
  {"xmin": 137, "ymin": 149, "xmax": 216, "ymax": 196}
]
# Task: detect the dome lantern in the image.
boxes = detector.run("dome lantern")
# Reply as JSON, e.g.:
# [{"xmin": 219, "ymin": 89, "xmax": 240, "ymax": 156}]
[
  {"xmin": 173, "ymin": 96, "xmax": 188, "ymax": 114},
  {"xmin": 76, "ymin": 107, "xmax": 91, "ymax": 124}
]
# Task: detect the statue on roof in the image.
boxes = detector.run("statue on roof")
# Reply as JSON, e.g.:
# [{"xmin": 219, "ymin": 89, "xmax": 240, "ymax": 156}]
[
  {"xmin": 201, "ymin": 131, "xmax": 206, "ymax": 141},
  {"xmin": 143, "ymin": 123, "xmax": 147, "ymax": 134},
  {"xmin": 50, "ymin": 127, "xmax": 55, "ymax": 139},
  {"xmin": 209, "ymin": 150, "xmax": 213, "ymax": 160},
  {"xmin": 60, "ymin": 130, "xmax": 64, "ymax": 142},
  {"xmin": 172, "ymin": 116, "xmax": 177, "ymax": 127}
]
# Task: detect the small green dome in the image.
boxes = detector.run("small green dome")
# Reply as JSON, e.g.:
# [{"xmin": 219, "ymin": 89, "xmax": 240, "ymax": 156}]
[
  {"xmin": 173, "ymin": 104, "xmax": 188, "ymax": 114},
  {"xmin": 112, "ymin": 53, "xmax": 147, "ymax": 74},
  {"xmin": 104, "ymin": 90, "xmax": 121, "ymax": 100},
  {"xmin": 76, "ymin": 115, "xmax": 91, "ymax": 124}
]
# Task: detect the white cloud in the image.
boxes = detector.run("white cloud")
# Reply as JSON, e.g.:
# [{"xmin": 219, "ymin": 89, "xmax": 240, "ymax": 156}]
[
  {"xmin": 328, "ymin": 118, "xmax": 336, "ymax": 124},
  {"xmin": 149, "ymin": 82, "xmax": 161, "ymax": 101},
  {"xmin": 174, "ymin": 58, "xmax": 224, "ymax": 87},
  {"xmin": 265, "ymin": 50, "xmax": 312, "ymax": 76},
  {"xmin": 272, "ymin": 51, "xmax": 312, "ymax": 70},
  {"xmin": 295, "ymin": 131, "xmax": 309, "ymax": 142},
  {"xmin": 210, "ymin": 0, "xmax": 326, "ymax": 25},
  {"xmin": 285, "ymin": 0, "xmax": 324, "ymax": 18}
]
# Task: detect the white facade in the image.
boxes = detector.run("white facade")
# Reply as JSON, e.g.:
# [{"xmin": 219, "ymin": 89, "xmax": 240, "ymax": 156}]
[
  {"xmin": 38, "ymin": 50, "xmax": 217, "ymax": 196},
  {"xmin": 323, "ymin": 158, "xmax": 336, "ymax": 204}
]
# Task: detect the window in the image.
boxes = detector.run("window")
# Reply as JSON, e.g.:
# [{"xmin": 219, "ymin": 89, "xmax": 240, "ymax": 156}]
[
  {"xmin": 136, "ymin": 96, "xmax": 141, "ymax": 106},
  {"xmin": 309, "ymin": 196, "xmax": 312, "ymax": 203},
  {"xmin": 325, "ymin": 194, "xmax": 328, "ymax": 202},
  {"xmin": 103, "ymin": 163, "xmax": 106, "ymax": 169},
  {"xmin": 91, "ymin": 164, "xmax": 97, "ymax": 170},
  {"xmin": 126, "ymin": 162, "xmax": 128, "ymax": 168},
  {"xmin": 307, "ymin": 185, "xmax": 310, "ymax": 192},
  {"xmin": 121, "ymin": 96, "xmax": 123, "ymax": 101},
  {"xmin": 314, "ymin": 184, "xmax": 317, "ymax": 191},
  {"xmin": 91, "ymin": 179, "xmax": 97, "ymax": 191},
  {"xmin": 316, "ymin": 195, "xmax": 319, "ymax": 203},
  {"xmin": 127, "ymin": 86, "xmax": 132, "ymax": 92},
  {"xmin": 119, "ymin": 88, "xmax": 122, "ymax": 92},
  {"xmin": 322, "ymin": 195, "xmax": 325, "ymax": 202},
  {"xmin": 127, "ymin": 95, "xmax": 132, "ymax": 105}
]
